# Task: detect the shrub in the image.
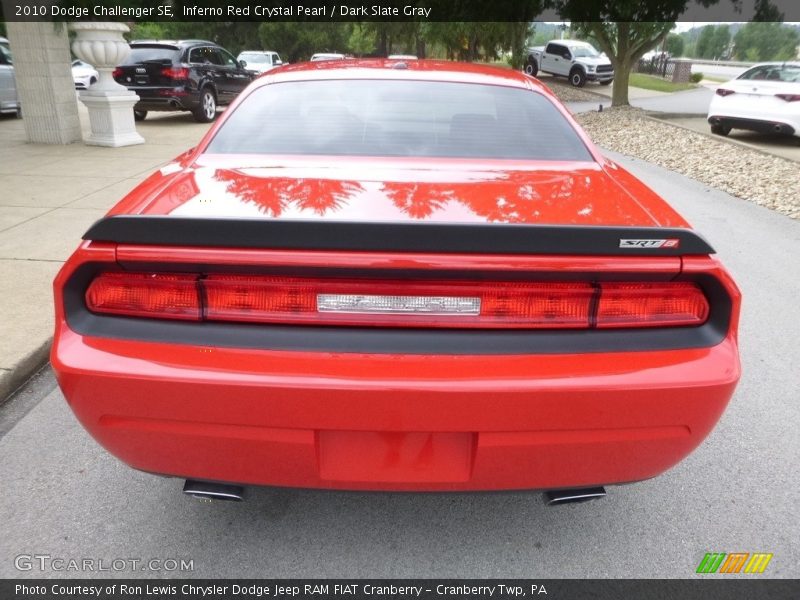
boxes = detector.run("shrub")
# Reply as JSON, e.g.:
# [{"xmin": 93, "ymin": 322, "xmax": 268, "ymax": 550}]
[{"xmin": 691, "ymin": 72, "xmax": 704, "ymax": 83}]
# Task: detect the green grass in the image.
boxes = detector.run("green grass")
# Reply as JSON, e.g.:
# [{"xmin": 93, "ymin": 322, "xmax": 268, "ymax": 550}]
[
  {"xmin": 698, "ymin": 74, "xmax": 728, "ymax": 83},
  {"xmin": 629, "ymin": 73, "xmax": 697, "ymax": 93}
]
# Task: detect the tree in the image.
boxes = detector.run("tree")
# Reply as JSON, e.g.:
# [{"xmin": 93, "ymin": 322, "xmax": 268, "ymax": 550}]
[
  {"xmin": 665, "ymin": 33, "xmax": 685, "ymax": 57},
  {"xmin": 696, "ymin": 25, "xmax": 730, "ymax": 59},
  {"xmin": 555, "ymin": 1, "xmax": 737, "ymax": 107},
  {"xmin": 733, "ymin": 22, "xmax": 799, "ymax": 61}
]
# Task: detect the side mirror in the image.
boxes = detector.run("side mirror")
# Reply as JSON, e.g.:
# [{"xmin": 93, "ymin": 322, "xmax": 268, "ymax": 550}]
[{"xmin": 239, "ymin": 60, "xmax": 247, "ymax": 68}]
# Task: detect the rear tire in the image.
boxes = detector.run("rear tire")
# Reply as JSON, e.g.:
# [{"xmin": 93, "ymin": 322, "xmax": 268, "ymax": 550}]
[
  {"xmin": 710, "ymin": 123, "xmax": 731, "ymax": 136},
  {"xmin": 133, "ymin": 110, "xmax": 147, "ymax": 122},
  {"xmin": 570, "ymin": 68, "xmax": 587, "ymax": 87},
  {"xmin": 524, "ymin": 58, "xmax": 538, "ymax": 77},
  {"xmin": 193, "ymin": 89, "xmax": 217, "ymax": 123}
]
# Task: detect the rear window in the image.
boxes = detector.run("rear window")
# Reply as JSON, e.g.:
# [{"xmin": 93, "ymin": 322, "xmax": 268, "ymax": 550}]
[
  {"xmin": 206, "ymin": 79, "xmax": 593, "ymax": 161},
  {"xmin": 122, "ymin": 46, "xmax": 179, "ymax": 65},
  {"xmin": 738, "ymin": 64, "xmax": 800, "ymax": 82}
]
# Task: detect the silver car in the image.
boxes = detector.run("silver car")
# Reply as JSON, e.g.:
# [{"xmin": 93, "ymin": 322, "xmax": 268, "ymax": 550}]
[{"xmin": 0, "ymin": 39, "xmax": 20, "ymax": 116}]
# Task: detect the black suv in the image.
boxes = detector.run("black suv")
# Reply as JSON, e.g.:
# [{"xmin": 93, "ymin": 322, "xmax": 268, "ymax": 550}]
[{"xmin": 114, "ymin": 40, "xmax": 255, "ymax": 123}]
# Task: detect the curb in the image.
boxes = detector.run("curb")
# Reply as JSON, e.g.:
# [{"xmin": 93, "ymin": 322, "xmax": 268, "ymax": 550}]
[
  {"xmin": 644, "ymin": 114, "xmax": 800, "ymax": 164},
  {"xmin": 0, "ymin": 338, "xmax": 52, "ymax": 404}
]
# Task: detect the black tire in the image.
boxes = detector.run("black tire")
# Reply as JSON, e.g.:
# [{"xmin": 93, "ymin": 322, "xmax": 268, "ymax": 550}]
[
  {"xmin": 193, "ymin": 89, "xmax": 217, "ymax": 123},
  {"xmin": 133, "ymin": 110, "xmax": 147, "ymax": 122},
  {"xmin": 600, "ymin": 79, "xmax": 613, "ymax": 86},
  {"xmin": 524, "ymin": 58, "xmax": 538, "ymax": 77},
  {"xmin": 569, "ymin": 68, "xmax": 587, "ymax": 87},
  {"xmin": 710, "ymin": 123, "xmax": 731, "ymax": 136}
]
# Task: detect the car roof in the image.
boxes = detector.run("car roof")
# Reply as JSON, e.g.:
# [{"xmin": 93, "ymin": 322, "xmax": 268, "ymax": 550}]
[
  {"xmin": 260, "ymin": 59, "xmax": 542, "ymax": 92},
  {"xmin": 558, "ymin": 40, "xmax": 593, "ymax": 47},
  {"xmin": 130, "ymin": 40, "xmax": 216, "ymax": 48}
]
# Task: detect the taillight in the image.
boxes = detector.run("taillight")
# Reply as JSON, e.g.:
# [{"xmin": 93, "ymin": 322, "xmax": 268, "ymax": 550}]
[
  {"xmin": 85, "ymin": 272, "xmax": 710, "ymax": 330},
  {"xmin": 112, "ymin": 67, "xmax": 123, "ymax": 79},
  {"xmin": 715, "ymin": 88, "xmax": 736, "ymax": 96},
  {"xmin": 775, "ymin": 93, "xmax": 800, "ymax": 102},
  {"xmin": 203, "ymin": 276, "xmax": 594, "ymax": 329},
  {"xmin": 85, "ymin": 273, "xmax": 201, "ymax": 321},
  {"xmin": 161, "ymin": 66, "xmax": 190, "ymax": 80},
  {"xmin": 595, "ymin": 283, "xmax": 709, "ymax": 328}
]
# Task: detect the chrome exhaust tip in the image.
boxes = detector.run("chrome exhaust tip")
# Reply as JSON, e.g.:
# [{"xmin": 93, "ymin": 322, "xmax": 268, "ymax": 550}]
[
  {"xmin": 183, "ymin": 480, "xmax": 244, "ymax": 502},
  {"xmin": 545, "ymin": 486, "xmax": 606, "ymax": 506}
]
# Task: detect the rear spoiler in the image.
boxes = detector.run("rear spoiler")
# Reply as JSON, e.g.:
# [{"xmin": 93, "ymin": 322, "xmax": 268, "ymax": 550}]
[{"xmin": 83, "ymin": 216, "xmax": 715, "ymax": 256}]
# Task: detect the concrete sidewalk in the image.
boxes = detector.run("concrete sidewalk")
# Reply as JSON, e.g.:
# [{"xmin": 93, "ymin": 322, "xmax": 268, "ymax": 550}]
[{"xmin": 0, "ymin": 103, "xmax": 211, "ymax": 399}]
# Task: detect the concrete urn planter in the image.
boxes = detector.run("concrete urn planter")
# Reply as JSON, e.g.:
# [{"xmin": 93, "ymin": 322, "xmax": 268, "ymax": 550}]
[{"xmin": 69, "ymin": 22, "xmax": 144, "ymax": 147}]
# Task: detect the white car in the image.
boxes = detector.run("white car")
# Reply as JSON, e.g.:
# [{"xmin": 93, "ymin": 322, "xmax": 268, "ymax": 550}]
[
  {"xmin": 72, "ymin": 59, "xmax": 98, "ymax": 90},
  {"xmin": 236, "ymin": 50, "xmax": 283, "ymax": 75},
  {"xmin": 0, "ymin": 40, "xmax": 20, "ymax": 116},
  {"xmin": 707, "ymin": 62, "xmax": 800, "ymax": 138},
  {"xmin": 310, "ymin": 53, "xmax": 346, "ymax": 62}
]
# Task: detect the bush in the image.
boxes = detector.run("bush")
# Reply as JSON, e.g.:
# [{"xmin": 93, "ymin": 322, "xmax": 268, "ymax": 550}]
[{"xmin": 691, "ymin": 72, "xmax": 704, "ymax": 83}]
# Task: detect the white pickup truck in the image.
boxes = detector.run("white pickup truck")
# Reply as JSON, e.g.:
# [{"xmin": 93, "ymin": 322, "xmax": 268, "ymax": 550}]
[{"xmin": 525, "ymin": 40, "xmax": 614, "ymax": 87}]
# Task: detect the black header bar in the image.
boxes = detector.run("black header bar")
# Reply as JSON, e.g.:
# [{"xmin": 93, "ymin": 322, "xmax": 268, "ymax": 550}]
[{"xmin": 4, "ymin": 0, "xmax": 800, "ymax": 22}]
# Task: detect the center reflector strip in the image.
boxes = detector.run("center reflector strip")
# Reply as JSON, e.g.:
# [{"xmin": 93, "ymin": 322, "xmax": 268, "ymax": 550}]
[{"xmin": 317, "ymin": 294, "xmax": 481, "ymax": 315}]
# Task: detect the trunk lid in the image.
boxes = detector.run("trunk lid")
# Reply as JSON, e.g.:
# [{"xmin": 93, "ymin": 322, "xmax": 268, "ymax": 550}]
[
  {"xmin": 115, "ymin": 45, "xmax": 182, "ymax": 87},
  {"xmin": 120, "ymin": 159, "xmax": 678, "ymax": 228}
]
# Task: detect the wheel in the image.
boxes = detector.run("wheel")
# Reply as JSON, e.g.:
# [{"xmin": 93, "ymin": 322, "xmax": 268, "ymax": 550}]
[
  {"xmin": 133, "ymin": 110, "xmax": 147, "ymax": 121},
  {"xmin": 524, "ymin": 58, "xmax": 538, "ymax": 77},
  {"xmin": 193, "ymin": 89, "xmax": 217, "ymax": 123},
  {"xmin": 710, "ymin": 123, "xmax": 731, "ymax": 136},
  {"xmin": 569, "ymin": 68, "xmax": 587, "ymax": 87},
  {"xmin": 600, "ymin": 79, "xmax": 613, "ymax": 86}
]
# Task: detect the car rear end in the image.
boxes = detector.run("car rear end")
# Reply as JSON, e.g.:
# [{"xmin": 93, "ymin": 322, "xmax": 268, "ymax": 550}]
[
  {"xmin": 52, "ymin": 63, "xmax": 741, "ymax": 494},
  {"xmin": 114, "ymin": 43, "xmax": 198, "ymax": 113},
  {"xmin": 708, "ymin": 64, "xmax": 800, "ymax": 137}
]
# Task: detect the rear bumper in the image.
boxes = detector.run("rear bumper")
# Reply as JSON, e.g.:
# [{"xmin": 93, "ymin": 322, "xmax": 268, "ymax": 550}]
[
  {"xmin": 52, "ymin": 323, "xmax": 740, "ymax": 492},
  {"xmin": 708, "ymin": 115, "xmax": 796, "ymax": 136},
  {"xmin": 128, "ymin": 86, "xmax": 200, "ymax": 112}
]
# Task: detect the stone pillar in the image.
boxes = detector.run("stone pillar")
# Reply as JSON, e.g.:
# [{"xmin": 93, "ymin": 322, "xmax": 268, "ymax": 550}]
[
  {"xmin": 3, "ymin": 21, "xmax": 81, "ymax": 144},
  {"xmin": 70, "ymin": 22, "xmax": 144, "ymax": 147},
  {"xmin": 671, "ymin": 59, "xmax": 693, "ymax": 84}
]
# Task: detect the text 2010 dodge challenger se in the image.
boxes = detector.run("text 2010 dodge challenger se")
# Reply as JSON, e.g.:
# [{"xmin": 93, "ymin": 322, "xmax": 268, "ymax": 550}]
[{"xmin": 52, "ymin": 60, "xmax": 740, "ymax": 503}]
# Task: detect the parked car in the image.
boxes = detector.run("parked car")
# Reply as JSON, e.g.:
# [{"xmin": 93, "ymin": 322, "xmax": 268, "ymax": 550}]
[
  {"xmin": 310, "ymin": 52, "xmax": 346, "ymax": 62},
  {"xmin": 0, "ymin": 42, "xmax": 20, "ymax": 117},
  {"xmin": 0, "ymin": 36, "xmax": 9, "ymax": 51},
  {"xmin": 708, "ymin": 62, "xmax": 800, "ymax": 138},
  {"xmin": 388, "ymin": 54, "xmax": 418, "ymax": 60},
  {"xmin": 525, "ymin": 40, "xmax": 614, "ymax": 87},
  {"xmin": 113, "ymin": 40, "xmax": 254, "ymax": 123},
  {"xmin": 72, "ymin": 59, "xmax": 99, "ymax": 90},
  {"xmin": 53, "ymin": 60, "xmax": 740, "ymax": 502},
  {"xmin": 236, "ymin": 50, "xmax": 283, "ymax": 75}
]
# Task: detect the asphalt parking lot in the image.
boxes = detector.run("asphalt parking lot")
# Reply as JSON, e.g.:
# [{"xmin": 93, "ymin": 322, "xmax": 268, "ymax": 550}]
[{"xmin": 0, "ymin": 151, "xmax": 798, "ymax": 579}]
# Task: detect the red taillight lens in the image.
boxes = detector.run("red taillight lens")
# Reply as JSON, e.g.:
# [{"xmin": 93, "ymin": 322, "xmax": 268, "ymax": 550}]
[
  {"xmin": 161, "ymin": 66, "xmax": 190, "ymax": 79},
  {"xmin": 86, "ymin": 273, "xmax": 201, "ymax": 321},
  {"xmin": 85, "ymin": 273, "xmax": 710, "ymax": 330},
  {"xmin": 596, "ymin": 283, "xmax": 709, "ymax": 328},
  {"xmin": 716, "ymin": 88, "xmax": 736, "ymax": 96},
  {"xmin": 775, "ymin": 93, "xmax": 800, "ymax": 102},
  {"xmin": 112, "ymin": 67, "xmax": 123, "ymax": 79},
  {"xmin": 203, "ymin": 276, "xmax": 594, "ymax": 329}
]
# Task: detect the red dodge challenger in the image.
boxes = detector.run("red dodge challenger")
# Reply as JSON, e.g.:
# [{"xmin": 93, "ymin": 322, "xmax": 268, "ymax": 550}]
[{"xmin": 52, "ymin": 60, "xmax": 741, "ymax": 504}]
